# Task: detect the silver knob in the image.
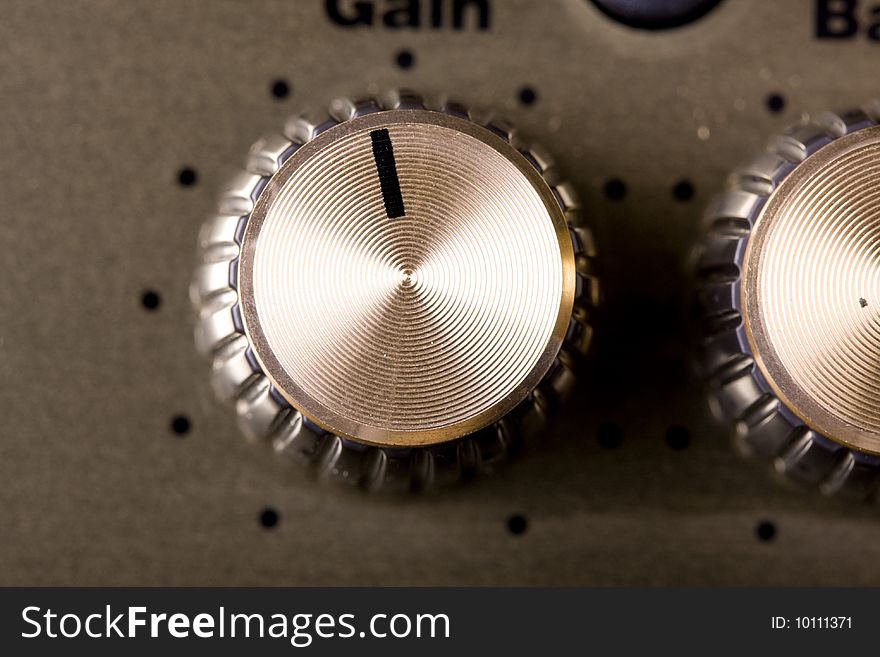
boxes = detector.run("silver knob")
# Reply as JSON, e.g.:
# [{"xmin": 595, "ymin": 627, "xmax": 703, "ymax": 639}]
[
  {"xmin": 192, "ymin": 91, "xmax": 598, "ymax": 491},
  {"xmin": 695, "ymin": 101, "xmax": 880, "ymax": 499}
]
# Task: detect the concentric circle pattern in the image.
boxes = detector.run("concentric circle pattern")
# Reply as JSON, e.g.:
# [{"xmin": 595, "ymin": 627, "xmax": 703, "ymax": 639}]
[
  {"xmin": 239, "ymin": 111, "xmax": 573, "ymax": 447},
  {"xmin": 744, "ymin": 126, "xmax": 880, "ymax": 453}
]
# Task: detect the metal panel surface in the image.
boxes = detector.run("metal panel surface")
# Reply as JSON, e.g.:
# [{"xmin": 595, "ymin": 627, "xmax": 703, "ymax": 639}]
[{"xmin": 2, "ymin": 0, "xmax": 879, "ymax": 585}]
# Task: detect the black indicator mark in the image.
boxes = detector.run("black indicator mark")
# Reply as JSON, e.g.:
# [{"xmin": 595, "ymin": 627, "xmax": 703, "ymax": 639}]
[{"xmin": 370, "ymin": 129, "xmax": 406, "ymax": 218}]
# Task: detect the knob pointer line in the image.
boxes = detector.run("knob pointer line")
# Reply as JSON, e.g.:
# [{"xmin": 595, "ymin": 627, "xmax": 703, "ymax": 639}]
[{"xmin": 369, "ymin": 128, "xmax": 406, "ymax": 219}]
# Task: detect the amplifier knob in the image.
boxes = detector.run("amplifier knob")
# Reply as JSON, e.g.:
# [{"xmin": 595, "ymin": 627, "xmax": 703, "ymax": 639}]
[
  {"xmin": 695, "ymin": 102, "xmax": 880, "ymax": 499},
  {"xmin": 191, "ymin": 91, "xmax": 598, "ymax": 491}
]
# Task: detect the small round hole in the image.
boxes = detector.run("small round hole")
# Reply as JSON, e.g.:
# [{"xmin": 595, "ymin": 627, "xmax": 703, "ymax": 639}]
[
  {"xmin": 673, "ymin": 179, "xmax": 694, "ymax": 202},
  {"xmin": 141, "ymin": 290, "xmax": 161, "ymax": 311},
  {"xmin": 518, "ymin": 86, "xmax": 537, "ymax": 106},
  {"xmin": 507, "ymin": 514, "xmax": 528, "ymax": 536},
  {"xmin": 395, "ymin": 50, "xmax": 415, "ymax": 69},
  {"xmin": 178, "ymin": 167, "xmax": 197, "ymax": 187},
  {"xmin": 260, "ymin": 508, "xmax": 280, "ymax": 529},
  {"xmin": 766, "ymin": 93, "xmax": 785, "ymax": 114},
  {"xmin": 270, "ymin": 79, "xmax": 290, "ymax": 99},
  {"xmin": 597, "ymin": 423, "xmax": 623, "ymax": 449},
  {"xmin": 665, "ymin": 425, "xmax": 690, "ymax": 450},
  {"xmin": 756, "ymin": 520, "xmax": 776, "ymax": 542},
  {"xmin": 170, "ymin": 415, "xmax": 190, "ymax": 435},
  {"xmin": 604, "ymin": 178, "xmax": 627, "ymax": 201}
]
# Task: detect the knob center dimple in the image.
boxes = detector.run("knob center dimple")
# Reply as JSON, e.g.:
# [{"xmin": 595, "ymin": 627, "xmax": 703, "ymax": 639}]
[{"xmin": 400, "ymin": 268, "xmax": 416, "ymax": 288}]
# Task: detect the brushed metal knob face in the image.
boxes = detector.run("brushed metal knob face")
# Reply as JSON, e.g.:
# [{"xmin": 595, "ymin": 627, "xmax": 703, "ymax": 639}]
[
  {"xmin": 239, "ymin": 110, "xmax": 575, "ymax": 447},
  {"xmin": 695, "ymin": 104, "xmax": 880, "ymax": 499},
  {"xmin": 192, "ymin": 92, "xmax": 597, "ymax": 490},
  {"xmin": 743, "ymin": 124, "xmax": 880, "ymax": 455}
]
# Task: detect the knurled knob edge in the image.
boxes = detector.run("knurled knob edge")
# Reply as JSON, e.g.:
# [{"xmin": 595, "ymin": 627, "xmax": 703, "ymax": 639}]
[
  {"xmin": 191, "ymin": 90, "xmax": 599, "ymax": 492},
  {"xmin": 693, "ymin": 101, "xmax": 880, "ymax": 500}
]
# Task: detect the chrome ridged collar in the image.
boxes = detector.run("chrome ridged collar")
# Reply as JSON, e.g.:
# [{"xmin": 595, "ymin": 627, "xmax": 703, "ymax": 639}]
[
  {"xmin": 695, "ymin": 102, "xmax": 880, "ymax": 500},
  {"xmin": 191, "ymin": 91, "xmax": 598, "ymax": 490}
]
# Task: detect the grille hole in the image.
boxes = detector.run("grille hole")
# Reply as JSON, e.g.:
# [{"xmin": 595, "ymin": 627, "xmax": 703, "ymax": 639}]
[
  {"xmin": 141, "ymin": 291, "xmax": 161, "ymax": 311},
  {"xmin": 260, "ymin": 508, "xmax": 280, "ymax": 529},
  {"xmin": 507, "ymin": 514, "xmax": 528, "ymax": 536},
  {"xmin": 673, "ymin": 179, "xmax": 694, "ymax": 202},
  {"xmin": 756, "ymin": 520, "xmax": 776, "ymax": 542},
  {"xmin": 170, "ymin": 415, "xmax": 190, "ymax": 435},
  {"xmin": 178, "ymin": 167, "xmax": 197, "ymax": 187},
  {"xmin": 518, "ymin": 86, "xmax": 537, "ymax": 106},
  {"xmin": 395, "ymin": 50, "xmax": 415, "ymax": 69},
  {"xmin": 271, "ymin": 79, "xmax": 290, "ymax": 99},
  {"xmin": 766, "ymin": 93, "xmax": 785, "ymax": 113},
  {"xmin": 604, "ymin": 178, "xmax": 627, "ymax": 200}
]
